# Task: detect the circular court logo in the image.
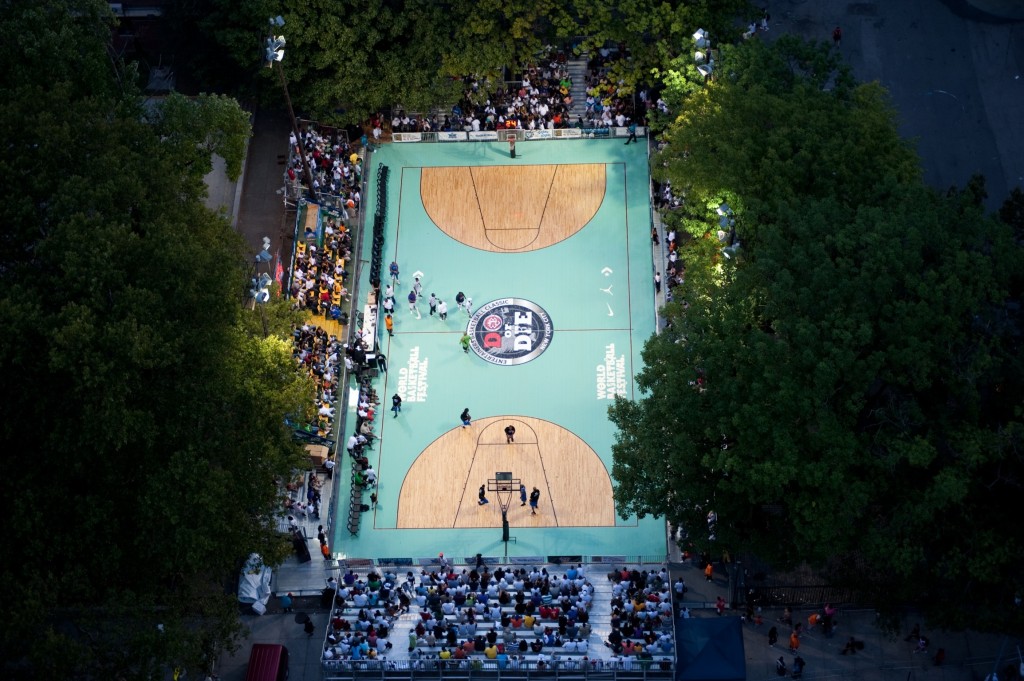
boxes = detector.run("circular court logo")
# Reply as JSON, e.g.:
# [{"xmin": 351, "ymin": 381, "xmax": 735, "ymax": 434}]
[{"xmin": 467, "ymin": 298, "xmax": 553, "ymax": 366}]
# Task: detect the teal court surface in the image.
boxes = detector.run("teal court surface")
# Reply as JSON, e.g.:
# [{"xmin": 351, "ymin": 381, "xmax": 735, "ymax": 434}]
[{"xmin": 332, "ymin": 138, "xmax": 664, "ymax": 562}]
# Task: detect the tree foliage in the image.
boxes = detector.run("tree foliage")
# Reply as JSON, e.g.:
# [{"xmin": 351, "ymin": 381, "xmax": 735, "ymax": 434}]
[
  {"xmin": 0, "ymin": 2, "xmax": 311, "ymax": 677},
  {"xmin": 613, "ymin": 38, "xmax": 1024, "ymax": 632},
  {"xmin": 186, "ymin": 0, "xmax": 752, "ymax": 125}
]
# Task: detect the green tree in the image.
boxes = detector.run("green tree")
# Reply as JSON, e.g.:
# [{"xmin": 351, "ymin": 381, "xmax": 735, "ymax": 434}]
[
  {"xmin": 0, "ymin": 2, "xmax": 312, "ymax": 677},
  {"xmin": 186, "ymin": 0, "xmax": 754, "ymax": 125},
  {"xmin": 613, "ymin": 37, "xmax": 1024, "ymax": 632}
]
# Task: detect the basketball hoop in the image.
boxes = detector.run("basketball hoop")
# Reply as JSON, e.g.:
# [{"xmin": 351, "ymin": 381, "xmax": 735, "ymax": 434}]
[{"xmin": 488, "ymin": 472, "xmax": 519, "ymax": 557}]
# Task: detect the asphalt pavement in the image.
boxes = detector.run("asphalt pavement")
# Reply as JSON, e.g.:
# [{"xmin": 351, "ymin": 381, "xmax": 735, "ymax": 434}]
[{"xmin": 763, "ymin": 0, "xmax": 1024, "ymax": 211}]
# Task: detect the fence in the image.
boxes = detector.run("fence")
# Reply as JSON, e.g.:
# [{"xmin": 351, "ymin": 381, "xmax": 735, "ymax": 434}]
[
  {"xmin": 336, "ymin": 554, "xmax": 668, "ymax": 570},
  {"xmin": 322, "ymin": 661, "xmax": 674, "ymax": 681},
  {"xmin": 391, "ymin": 127, "xmax": 644, "ymax": 143}
]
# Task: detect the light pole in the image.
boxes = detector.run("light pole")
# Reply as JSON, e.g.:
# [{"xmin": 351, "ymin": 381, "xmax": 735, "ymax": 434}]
[{"xmin": 266, "ymin": 18, "xmax": 317, "ymax": 200}]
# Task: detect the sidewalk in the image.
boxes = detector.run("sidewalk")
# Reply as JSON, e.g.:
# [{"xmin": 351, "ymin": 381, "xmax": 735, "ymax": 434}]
[{"xmin": 673, "ymin": 557, "xmax": 1013, "ymax": 681}]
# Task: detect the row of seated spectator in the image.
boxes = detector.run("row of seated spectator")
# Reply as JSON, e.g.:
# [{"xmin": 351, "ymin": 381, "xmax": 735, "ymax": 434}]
[
  {"xmin": 376, "ymin": 48, "xmax": 578, "ymax": 136},
  {"xmin": 287, "ymin": 125, "xmax": 363, "ymax": 207},
  {"xmin": 407, "ymin": 564, "xmax": 597, "ymax": 661},
  {"xmin": 322, "ymin": 571, "xmax": 404, "ymax": 663},
  {"xmin": 581, "ymin": 48, "xmax": 642, "ymax": 129},
  {"xmin": 290, "ymin": 323, "xmax": 342, "ymax": 439},
  {"xmin": 604, "ymin": 567, "xmax": 675, "ymax": 656},
  {"xmin": 289, "ymin": 216, "xmax": 351, "ymax": 319}
]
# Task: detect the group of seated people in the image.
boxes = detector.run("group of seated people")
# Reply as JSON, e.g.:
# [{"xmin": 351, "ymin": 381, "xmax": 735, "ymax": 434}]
[
  {"xmin": 289, "ymin": 215, "xmax": 351, "ymax": 319},
  {"xmin": 290, "ymin": 323, "xmax": 342, "ymax": 438},
  {"xmin": 321, "ymin": 563, "xmax": 675, "ymax": 669},
  {"xmin": 603, "ymin": 567, "xmax": 675, "ymax": 656},
  {"xmin": 321, "ymin": 570, "xmax": 408, "ymax": 665},
  {"xmin": 581, "ymin": 49, "xmax": 642, "ymax": 130},
  {"xmin": 403, "ymin": 563, "xmax": 598, "ymax": 664},
  {"xmin": 287, "ymin": 124, "xmax": 363, "ymax": 207}
]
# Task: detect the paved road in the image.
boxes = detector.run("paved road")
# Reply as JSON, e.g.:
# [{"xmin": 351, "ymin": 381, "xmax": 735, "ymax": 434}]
[
  {"xmin": 235, "ymin": 109, "xmax": 292, "ymax": 259},
  {"xmin": 765, "ymin": 0, "xmax": 1024, "ymax": 210}
]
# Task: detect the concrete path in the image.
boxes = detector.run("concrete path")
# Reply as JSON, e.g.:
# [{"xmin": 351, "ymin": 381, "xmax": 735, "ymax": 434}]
[{"xmin": 762, "ymin": 0, "xmax": 1024, "ymax": 210}]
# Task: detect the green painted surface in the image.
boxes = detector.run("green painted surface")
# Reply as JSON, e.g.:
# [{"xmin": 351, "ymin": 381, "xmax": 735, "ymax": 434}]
[{"xmin": 334, "ymin": 139, "xmax": 664, "ymax": 561}]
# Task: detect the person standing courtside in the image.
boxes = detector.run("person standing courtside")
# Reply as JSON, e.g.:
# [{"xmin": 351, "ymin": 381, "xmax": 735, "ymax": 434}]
[{"xmin": 529, "ymin": 487, "xmax": 540, "ymax": 515}]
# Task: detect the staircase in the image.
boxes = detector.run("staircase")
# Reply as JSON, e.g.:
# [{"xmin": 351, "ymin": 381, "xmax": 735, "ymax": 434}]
[{"xmin": 566, "ymin": 56, "xmax": 589, "ymax": 116}]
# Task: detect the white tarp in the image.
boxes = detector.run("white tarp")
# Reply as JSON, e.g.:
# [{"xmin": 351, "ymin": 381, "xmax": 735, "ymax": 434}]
[{"xmin": 238, "ymin": 553, "xmax": 273, "ymax": 614}]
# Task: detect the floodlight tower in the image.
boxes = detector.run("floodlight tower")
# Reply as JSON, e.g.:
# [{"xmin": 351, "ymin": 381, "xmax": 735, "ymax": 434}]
[{"xmin": 265, "ymin": 17, "xmax": 317, "ymax": 199}]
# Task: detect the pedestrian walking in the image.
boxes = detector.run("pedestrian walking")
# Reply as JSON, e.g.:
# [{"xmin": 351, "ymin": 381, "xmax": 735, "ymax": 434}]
[
  {"xmin": 304, "ymin": 618, "xmax": 316, "ymax": 636},
  {"xmin": 704, "ymin": 562, "xmax": 713, "ymax": 582},
  {"xmin": 428, "ymin": 293, "xmax": 438, "ymax": 316},
  {"xmin": 389, "ymin": 261, "xmax": 400, "ymax": 286},
  {"xmin": 382, "ymin": 297, "xmax": 394, "ymax": 314},
  {"xmin": 392, "ymin": 393, "xmax": 402, "ymax": 418},
  {"xmin": 408, "ymin": 289, "xmax": 420, "ymax": 318},
  {"xmin": 370, "ymin": 491, "xmax": 378, "ymax": 509},
  {"xmin": 384, "ymin": 283, "xmax": 394, "ymax": 300},
  {"xmin": 791, "ymin": 655, "xmax": 805, "ymax": 679},
  {"xmin": 761, "ymin": 10, "xmax": 770, "ymax": 31},
  {"xmin": 412, "ymin": 277, "xmax": 423, "ymax": 297},
  {"xmin": 385, "ymin": 313, "xmax": 394, "ymax": 337},
  {"xmin": 832, "ymin": 26, "xmax": 842, "ymax": 46},
  {"xmin": 768, "ymin": 626, "xmax": 778, "ymax": 647},
  {"xmin": 788, "ymin": 631, "xmax": 800, "ymax": 653},
  {"xmin": 505, "ymin": 424, "xmax": 516, "ymax": 443},
  {"xmin": 623, "ymin": 120, "xmax": 638, "ymax": 144},
  {"xmin": 651, "ymin": 226, "xmax": 659, "ymax": 245},
  {"xmin": 478, "ymin": 484, "xmax": 490, "ymax": 505},
  {"xmin": 438, "ymin": 300, "xmax": 448, "ymax": 320},
  {"xmin": 461, "ymin": 408, "xmax": 472, "ymax": 428},
  {"xmin": 654, "ymin": 272, "xmax": 661, "ymax": 293},
  {"xmin": 462, "ymin": 297, "xmax": 473, "ymax": 315},
  {"xmin": 376, "ymin": 353, "xmax": 387, "ymax": 373},
  {"xmin": 519, "ymin": 483, "xmax": 527, "ymax": 506},
  {"xmin": 460, "ymin": 333, "xmax": 471, "ymax": 353},
  {"xmin": 509, "ymin": 136, "xmax": 516, "ymax": 159},
  {"xmin": 775, "ymin": 656, "xmax": 786, "ymax": 677},
  {"xmin": 529, "ymin": 487, "xmax": 540, "ymax": 515},
  {"xmin": 280, "ymin": 592, "xmax": 294, "ymax": 613}
]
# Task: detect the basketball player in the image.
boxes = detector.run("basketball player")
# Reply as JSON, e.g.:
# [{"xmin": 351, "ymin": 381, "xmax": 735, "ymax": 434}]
[
  {"xmin": 505, "ymin": 425, "xmax": 516, "ymax": 443},
  {"xmin": 519, "ymin": 484, "xmax": 527, "ymax": 506},
  {"xmin": 529, "ymin": 487, "xmax": 540, "ymax": 515},
  {"xmin": 478, "ymin": 485, "xmax": 489, "ymax": 505},
  {"xmin": 461, "ymin": 408, "xmax": 472, "ymax": 428}
]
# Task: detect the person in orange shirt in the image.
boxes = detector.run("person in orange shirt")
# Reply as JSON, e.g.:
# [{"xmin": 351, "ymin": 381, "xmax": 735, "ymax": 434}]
[
  {"xmin": 384, "ymin": 313, "xmax": 394, "ymax": 337},
  {"xmin": 808, "ymin": 613, "xmax": 820, "ymax": 629},
  {"xmin": 789, "ymin": 631, "xmax": 800, "ymax": 652},
  {"xmin": 704, "ymin": 562, "xmax": 714, "ymax": 582}
]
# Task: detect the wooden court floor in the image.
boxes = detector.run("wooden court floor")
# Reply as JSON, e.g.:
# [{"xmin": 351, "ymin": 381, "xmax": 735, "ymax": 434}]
[
  {"xmin": 420, "ymin": 165, "xmax": 606, "ymax": 252},
  {"xmin": 395, "ymin": 416, "xmax": 616, "ymax": 529}
]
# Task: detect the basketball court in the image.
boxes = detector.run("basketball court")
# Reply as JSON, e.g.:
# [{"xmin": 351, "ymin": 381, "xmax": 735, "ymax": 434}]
[{"xmin": 334, "ymin": 137, "xmax": 664, "ymax": 561}]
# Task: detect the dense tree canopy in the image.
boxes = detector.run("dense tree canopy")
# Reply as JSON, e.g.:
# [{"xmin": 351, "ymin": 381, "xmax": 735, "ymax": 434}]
[
  {"xmin": 0, "ymin": 2, "xmax": 311, "ymax": 678},
  {"xmin": 612, "ymin": 37, "xmax": 1024, "ymax": 631},
  {"xmin": 186, "ymin": 0, "xmax": 749, "ymax": 125}
]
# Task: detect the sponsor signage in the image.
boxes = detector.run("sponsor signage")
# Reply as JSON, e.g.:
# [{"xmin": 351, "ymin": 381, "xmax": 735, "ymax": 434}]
[{"xmin": 467, "ymin": 298, "xmax": 553, "ymax": 366}]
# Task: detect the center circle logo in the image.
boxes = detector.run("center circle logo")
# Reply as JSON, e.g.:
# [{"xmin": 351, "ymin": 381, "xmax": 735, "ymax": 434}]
[{"xmin": 467, "ymin": 298, "xmax": 553, "ymax": 366}]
